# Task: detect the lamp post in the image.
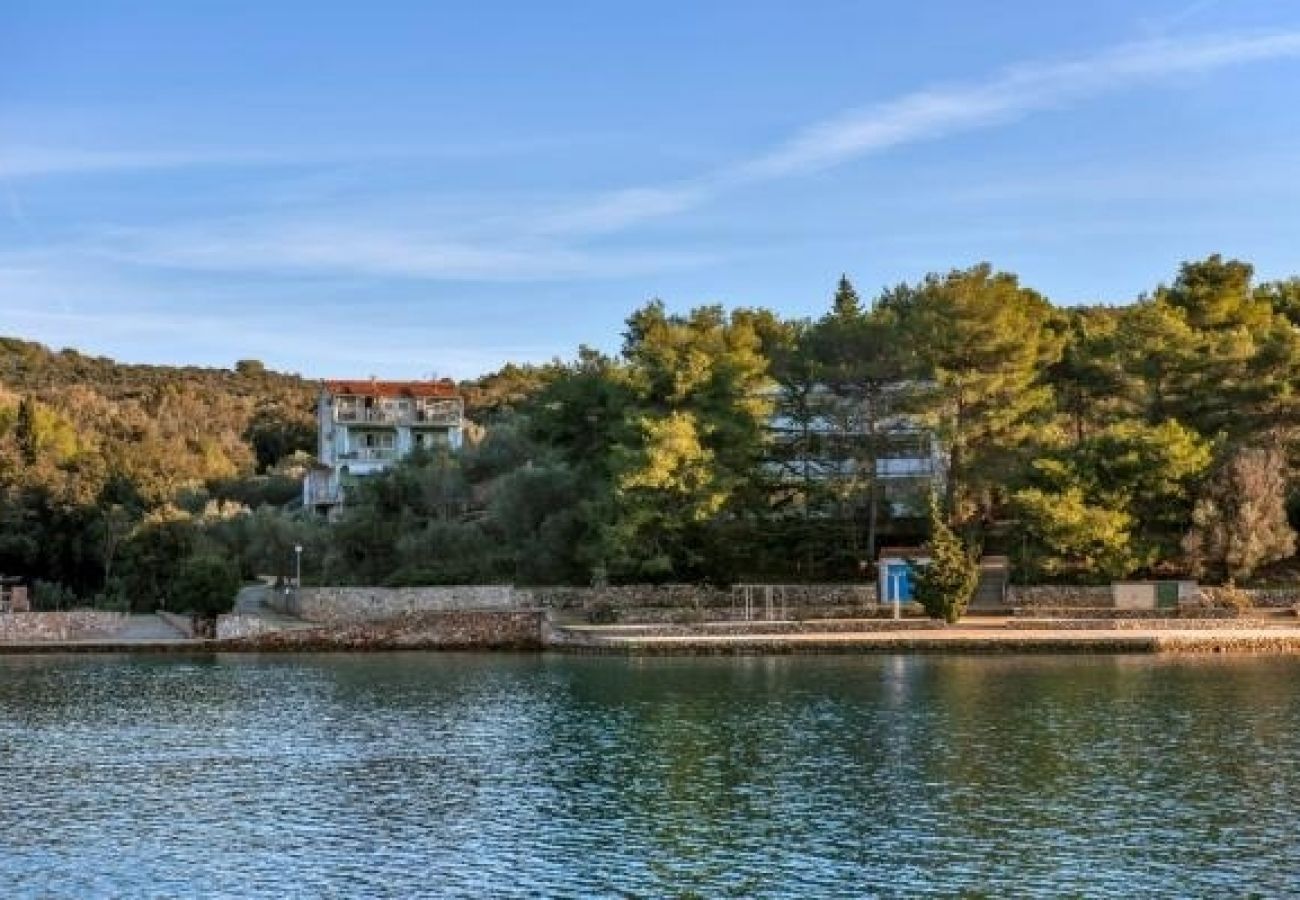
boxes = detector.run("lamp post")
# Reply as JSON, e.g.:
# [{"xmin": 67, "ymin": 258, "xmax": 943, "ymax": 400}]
[{"xmin": 294, "ymin": 545, "xmax": 303, "ymax": 596}]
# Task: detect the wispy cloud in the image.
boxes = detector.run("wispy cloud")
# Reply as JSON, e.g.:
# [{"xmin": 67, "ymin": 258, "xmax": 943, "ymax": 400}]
[
  {"xmin": 0, "ymin": 135, "xmax": 614, "ymax": 180},
  {"xmin": 0, "ymin": 148, "xmax": 294, "ymax": 179},
  {"xmin": 81, "ymin": 221, "xmax": 718, "ymax": 282},
  {"xmin": 10, "ymin": 29, "xmax": 1300, "ymax": 283},
  {"xmin": 544, "ymin": 29, "xmax": 1300, "ymax": 235}
]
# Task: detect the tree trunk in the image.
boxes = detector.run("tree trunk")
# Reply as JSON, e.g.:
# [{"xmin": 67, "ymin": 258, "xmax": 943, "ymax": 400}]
[{"xmin": 866, "ymin": 479, "xmax": 879, "ymax": 562}]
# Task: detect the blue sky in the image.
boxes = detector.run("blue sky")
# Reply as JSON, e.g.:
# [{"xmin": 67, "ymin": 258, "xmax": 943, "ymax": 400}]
[{"xmin": 3, "ymin": 0, "xmax": 1300, "ymax": 379}]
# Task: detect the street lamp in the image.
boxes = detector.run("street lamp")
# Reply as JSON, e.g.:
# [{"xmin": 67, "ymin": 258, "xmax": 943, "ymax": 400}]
[{"xmin": 294, "ymin": 545, "xmax": 303, "ymax": 595}]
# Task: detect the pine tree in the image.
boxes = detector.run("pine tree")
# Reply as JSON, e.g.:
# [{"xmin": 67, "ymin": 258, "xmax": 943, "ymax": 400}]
[
  {"xmin": 884, "ymin": 264, "xmax": 1063, "ymax": 523},
  {"xmin": 913, "ymin": 493, "xmax": 979, "ymax": 623},
  {"xmin": 14, "ymin": 397, "xmax": 37, "ymax": 466},
  {"xmin": 830, "ymin": 275, "xmax": 862, "ymax": 320}
]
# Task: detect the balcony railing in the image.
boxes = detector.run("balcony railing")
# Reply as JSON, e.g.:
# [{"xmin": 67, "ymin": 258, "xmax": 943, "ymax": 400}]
[
  {"xmin": 338, "ymin": 448, "xmax": 397, "ymax": 462},
  {"xmin": 334, "ymin": 408, "xmax": 462, "ymax": 427},
  {"xmin": 876, "ymin": 457, "xmax": 935, "ymax": 478},
  {"xmin": 306, "ymin": 487, "xmax": 342, "ymax": 505}
]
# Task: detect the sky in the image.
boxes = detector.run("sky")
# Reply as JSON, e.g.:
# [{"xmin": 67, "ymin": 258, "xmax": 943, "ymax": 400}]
[{"xmin": 2, "ymin": 0, "xmax": 1300, "ymax": 379}]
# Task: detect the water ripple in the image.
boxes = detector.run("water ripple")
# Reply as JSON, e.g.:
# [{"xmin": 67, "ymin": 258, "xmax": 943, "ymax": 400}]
[{"xmin": 1, "ymin": 653, "xmax": 1298, "ymax": 897}]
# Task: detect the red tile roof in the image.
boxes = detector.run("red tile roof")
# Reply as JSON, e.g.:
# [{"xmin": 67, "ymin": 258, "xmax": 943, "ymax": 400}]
[{"xmin": 322, "ymin": 379, "xmax": 459, "ymax": 399}]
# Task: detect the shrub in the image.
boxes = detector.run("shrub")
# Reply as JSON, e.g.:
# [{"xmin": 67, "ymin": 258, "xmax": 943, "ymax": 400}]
[
  {"xmin": 31, "ymin": 579, "xmax": 77, "ymax": 611},
  {"xmin": 172, "ymin": 554, "xmax": 240, "ymax": 617},
  {"xmin": 586, "ymin": 600, "xmax": 620, "ymax": 624},
  {"xmin": 913, "ymin": 495, "xmax": 979, "ymax": 624},
  {"xmin": 1207, "ymin": 580, "xmax": 1254, "ymax": 612}
]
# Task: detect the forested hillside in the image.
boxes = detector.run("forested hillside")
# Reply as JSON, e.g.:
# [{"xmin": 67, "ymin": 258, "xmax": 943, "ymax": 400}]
[
  {"xmin": 4, "ymin": 254, "xmax": 1300, "ymax": 610},
  {"xmin": 322, "ymin": 255, "xmax": 1300, "ymax": 589},
  {"xmin": 0, "ymin": 340, "xmax": 317, "ymax": 604}
]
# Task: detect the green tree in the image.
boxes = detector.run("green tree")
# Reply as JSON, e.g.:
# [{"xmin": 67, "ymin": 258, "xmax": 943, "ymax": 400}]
[
  {"xmin": 1047, "ymin": 307, "xmax": 1130, "ymax": 444},
  {"xmin": 172, "ymin": 554, "xmax": 240, "ymax": 618},
  {"xmin": 608, "ymin": 302, "xmax": 775, "ymax": 580},
  {"xmin": 14, "ymin": 398, "xmax": 37, "ymax": 465},
  {"xmin": 912, "ymin": 495, "xmax": 979, "ymax": 623},
  {"xmin": 830, "ymin": 274, "xmax": 863, "ymax": 319},
  {"xmin": 1020, "ymin": 420, "xmax": 1212, "ymax": 566},
  {"xmin": 1012, "ymin": 487, "xmax": 1136, "ymax": 582},
  {"xmin": 806, "ymin": 287, "xmax": 914, "ymax": 559},
  {"xmin": 884, "ymin": 264, "xmax": 1063, "ymax": 525},
  {"xmin": 1183, "ymin": 443, "xmax": 1297, "ymax": 582}
]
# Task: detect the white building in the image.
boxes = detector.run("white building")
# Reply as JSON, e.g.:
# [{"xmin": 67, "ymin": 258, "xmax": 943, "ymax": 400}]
[
  {"xmin": 303, "ymin": 379, "xmax": 465, "ymax": 514},
  {"xmin": 766, "ymin": 382, "xmax": 944, "ymax": 517}
]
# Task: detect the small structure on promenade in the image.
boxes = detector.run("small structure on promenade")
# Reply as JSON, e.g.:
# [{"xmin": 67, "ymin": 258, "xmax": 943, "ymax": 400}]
[
  {"xmin": 1111, "ymin": 581, "xmax": 1199, "ymax": 611},
  {"xmin": 878, "ymin": 547, "xmax": 930, "ymax": 607},
  {"xmin": 0, "ymin": 578, "xmax": 30, "ymax": 613},
  {"xmin": 877, "ymin": 550, "xmax": 1010, "ymax": 612}
]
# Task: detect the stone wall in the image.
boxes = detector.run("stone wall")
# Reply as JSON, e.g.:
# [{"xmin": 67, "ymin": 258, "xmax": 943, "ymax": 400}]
[
  {"xmin": 1212, "ymin": 587, "xmax": 1300, "ymax": 609},
  {"xmin": 1012, "ymin": 607, "xmax": 1241, "ymax": 620},
  {"xmin": 279, "ymin": 581, "xmax": 1300, "ymax": 626},
  {"xmin": 1008, "ymin": 584, "xmax": 1300, "ymax": 610},
  {"xmin": 216, "ymin": 614, "xmax": 283, "ymax": 641},
  {"xmin": 0, "ymin": 611, "xmax": 128, "ymax": 642},
  {"xmin": 224, "ymin": 610, "xmax": 544, "ymax": 651},
  {"xmin": 280, "ymin": 585, "xmax": 524, "ymax": 624},
  {"xmin": 285, "ymin": 583, "xmax": 884, "ymax": 626},
  {"xmin": 532, "ymin": 584, "xmax": 880, "ymax": 622},
  {"xmin": 1007, "ymin": 585, "xmax": 1114, "ymax": 608}
]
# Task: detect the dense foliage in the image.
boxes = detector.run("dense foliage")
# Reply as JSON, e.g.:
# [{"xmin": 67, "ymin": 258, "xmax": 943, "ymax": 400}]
[
  {"xmin": 912, "ymin": 495, "xmax": 979, "ymax": 624},
  {"xmin": 0, "ymin": 341, "xmax": 315, "ymax": 607},
  {"xmin": 4, "ymin": 254, "xmax": 1300, "ymax": 604}
]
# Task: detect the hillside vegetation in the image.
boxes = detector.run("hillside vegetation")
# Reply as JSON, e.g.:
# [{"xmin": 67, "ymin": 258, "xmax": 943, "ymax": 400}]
[{"xmin": 3, "ymin": 254, "xmax": 1300, "ymax": 608}]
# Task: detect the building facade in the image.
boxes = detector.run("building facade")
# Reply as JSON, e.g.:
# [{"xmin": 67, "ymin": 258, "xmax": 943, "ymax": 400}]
[
  {"xmin": 766, "ymin": 382, "xmax": 944, "ymax": 519},
  {"xmin": 304, "ymin": 379, "xmax": 465, "ymax": 514}
]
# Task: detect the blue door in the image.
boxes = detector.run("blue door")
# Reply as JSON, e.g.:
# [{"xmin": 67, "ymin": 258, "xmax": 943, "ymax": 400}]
[{"xmin": 885, "ymin": 563, "xmax": 914, "ymax": 602}]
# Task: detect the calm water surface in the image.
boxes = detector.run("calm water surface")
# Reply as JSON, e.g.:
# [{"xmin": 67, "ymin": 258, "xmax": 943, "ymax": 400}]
[{"xmin": 1, "ymin": 652, "xmax": 1298, "ymax": 898}]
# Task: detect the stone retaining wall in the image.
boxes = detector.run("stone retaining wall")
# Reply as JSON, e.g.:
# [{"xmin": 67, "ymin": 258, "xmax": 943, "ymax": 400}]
[
  {"xmin": 280, "ymin": 586, "xmax": 523, "ymax": 624},
  {"xmin": 1010, "ymin": 585, "xmax": 1300, "ymax": 610},
  {"xmin": 1007, "ymin": 586, "xmax": 1114, "ymax": 608},
  {"xmin": 532, "ymin": 584, "xmax": 878, "ymax": 610},
  {"xmin": 216, "ymin": 614, "xmax": 283, "ymax": 641},
  {"xmin": 1011, "ymin": 618, "xmax": 1283, "ymax": 631},
  {"xmin": 281, "ymin": 582, "xmax": 1300, "ymax": 627},
  {"xmin": 0, "ymin": 611, "xmax": 128, "ymax": 642},
  {"xmin": 1011, "ymin": 607, "xmax": 1243, "ymax": 620},
  {"xmin": 565, "ymin": 618, "xmax": 946, "ymax": 638},
  {"xmin": 225, "ymin": 610, "xmax": 544, "ymax": 651}
]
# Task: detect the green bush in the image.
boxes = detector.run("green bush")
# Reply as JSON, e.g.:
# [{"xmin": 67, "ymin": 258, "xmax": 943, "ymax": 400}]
[
  {"xmin": 913, "ymin": 495, "xmax": 979, "ymax": 624},
  {"xmin": 31, "ymin": 579, "xmax": 77, "ymax": 611},
  {"xmin": 172, "ymin": 554, "xmax": 240, "ymax": 617}
]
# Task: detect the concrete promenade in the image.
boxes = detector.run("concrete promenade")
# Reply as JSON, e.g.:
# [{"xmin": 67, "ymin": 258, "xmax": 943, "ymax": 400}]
[
  {"xmin": 551, "ymin": 617, "xmax": 1300, "ymax": 655},
  {"xmin": 6, "ymin": 606, "xmax": 1300, "ymax": 655}
]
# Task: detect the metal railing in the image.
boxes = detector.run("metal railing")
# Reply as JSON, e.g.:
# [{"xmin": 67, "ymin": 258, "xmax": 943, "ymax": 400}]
[
  {"xmin": 334, "ymin": 406, "xmax": 463, "ymax": 427},
  {"xmin": 337, "ymin": 448, "xmax": 398, "ymax": 461}
]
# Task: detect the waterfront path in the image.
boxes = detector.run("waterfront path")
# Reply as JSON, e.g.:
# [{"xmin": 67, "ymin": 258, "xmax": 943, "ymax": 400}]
[
  {"xmin": 118, "ymin": 614, "xmax": 191, "ymax": 641},
  {"xmin": 556, "ymin": 619, "xmax": 1300, "ymax": 654},
  {"xmin": 233, "ymin": 583, "xmax": 316, "ymax": 631}
]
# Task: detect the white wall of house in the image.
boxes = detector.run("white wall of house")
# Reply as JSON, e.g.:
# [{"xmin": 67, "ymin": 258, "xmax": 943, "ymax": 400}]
[{"xmin": 305, "ymin": 385, "xmax": 466, "ymax": 512}]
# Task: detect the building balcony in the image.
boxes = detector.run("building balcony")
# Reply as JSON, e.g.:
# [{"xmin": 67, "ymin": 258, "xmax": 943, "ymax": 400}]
[
  {"xmin": 876, "ymin": 457, "xmax": 935, "ymax": 478},
  {"xmin": 334, "ymin": 408, "xmax": 462, "ymax": 427},
  {"xmin": 306, "ymin": 486, "xmax": 342, "ymax": 506},
  {"xmin": 337, "ymin": 448, "xmax": 398, "ymax": 462}
]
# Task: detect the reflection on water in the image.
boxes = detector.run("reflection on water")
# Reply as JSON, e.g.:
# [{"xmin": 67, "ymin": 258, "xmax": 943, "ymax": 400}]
[{"xmin": 1, "ymin": 653, "xmax": 1297, "ymax": 897}]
